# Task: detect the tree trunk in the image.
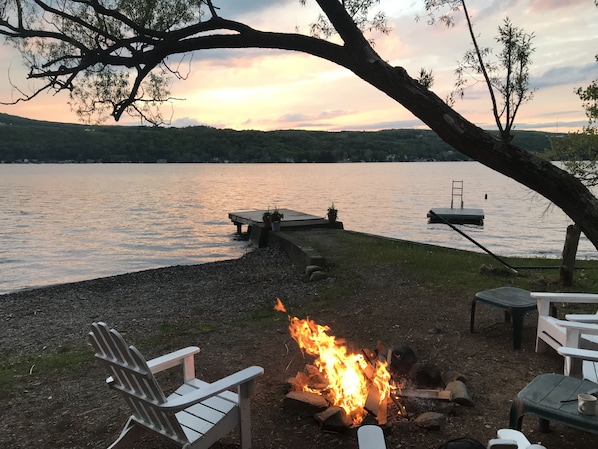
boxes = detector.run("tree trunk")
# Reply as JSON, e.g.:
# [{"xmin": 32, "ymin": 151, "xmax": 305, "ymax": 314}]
[
  {"xmin": 560, "ymin": 224, "xmax": 581, "ymax": 286},
  {"xmin": 314, "ymin": 0, "xmax": 598, "ymax": 254}
]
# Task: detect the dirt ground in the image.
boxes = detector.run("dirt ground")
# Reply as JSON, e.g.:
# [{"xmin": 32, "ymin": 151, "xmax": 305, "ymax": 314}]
[{"xmin": 1, "ymin": 230, "xmax": 598, "ymax": 449}]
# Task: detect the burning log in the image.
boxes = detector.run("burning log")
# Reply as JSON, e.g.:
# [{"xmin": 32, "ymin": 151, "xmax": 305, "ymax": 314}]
[
  {"xmin": 283, "ymin": 391, "xmax": 328, "ymax": 417},
  {"xmin": 276, "ymin": 299, "xmax": 391, "ymax": 426},
  {"xmin": 314, "ymin": 406, "xmax": 353, "ymax": 431}
]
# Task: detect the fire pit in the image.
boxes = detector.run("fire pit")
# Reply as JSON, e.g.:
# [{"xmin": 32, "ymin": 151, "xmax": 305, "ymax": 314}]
[{"xmin": 276, "ymin": 299, "xmax": 473, "ymax": 433}]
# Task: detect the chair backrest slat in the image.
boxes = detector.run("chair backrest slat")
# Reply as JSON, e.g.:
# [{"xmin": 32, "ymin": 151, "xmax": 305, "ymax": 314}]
[{"xmin": 89, "ymin": 322, "xmax": 188, "ymax": 444}]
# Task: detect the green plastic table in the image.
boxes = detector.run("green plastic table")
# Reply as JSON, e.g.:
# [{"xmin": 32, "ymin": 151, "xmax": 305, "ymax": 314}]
[
  {"xmin": 510, "ymin": 373, "xmax": 598, "ymax": 434},
  {"xmin": 470, "ymin": 287, "xmax": 536, "ymax": 349}
]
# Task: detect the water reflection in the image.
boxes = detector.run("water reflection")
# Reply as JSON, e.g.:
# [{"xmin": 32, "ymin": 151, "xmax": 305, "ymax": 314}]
[{"xmin": 0, "ymin": 162, "xmax": 595, "ymax": 294}]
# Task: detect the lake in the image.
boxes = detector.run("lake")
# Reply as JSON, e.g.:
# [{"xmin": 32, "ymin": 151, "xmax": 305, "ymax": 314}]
[{"xmin": 1, "ymin": 162, "xmax": 595, "ymax": 294}]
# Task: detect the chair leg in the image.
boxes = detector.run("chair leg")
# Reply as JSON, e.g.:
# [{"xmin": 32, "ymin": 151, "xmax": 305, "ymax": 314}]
[
  {"xmin": 107, "ymin": 417, "xmax": 148, "ymax": 449},
  {"xmin": 535, "ymin": 336, "xmax": 548, "ymax": 353},
  {"xmin": 511, "ymin": 312, "xmax": 524, "ymax": 350},
  {"xmin": 470, "ymin": 299, "xmax": 477, "ymax": 333},
  {"xmin": 238, "ymin": 382, "xmax": 255, "ymax": 449},
  {"xmin": 509, "ymin": 399, "xmax": 525, "ymax": 431},
  {"xmin": 538, "ymin": 417, "xmax": 551, "ymax": 433}
]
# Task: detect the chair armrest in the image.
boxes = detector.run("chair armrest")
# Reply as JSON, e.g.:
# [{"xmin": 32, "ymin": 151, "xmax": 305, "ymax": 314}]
[
  {"xmin": 147, "ymin": 346, "xmax": 200, "ymax": 382},
  {"xmin": 160, "ymin": 365, "xmax": 264, "ymax": 411},
  {"xmin": 488, "ymin": 439, "xmax": 517, "ymax": 449},
  {"xmin": 495, "ymin": 429, "xmax": 546, "ymax": 449},
  {"xmin": 566, "ymin": 314, "xmax": 598, "ymax": 323},
  {"xmin": 358, "ymin": 425, "xmax": 387, "ymax": 449},
  {"xmin": 558, "ymin": 346, "xmax": 598, "ymax": 362},
  {"xmin": 146, "ymin": 346, "xmax": 200, "ymax": 373},
  {"xmin": 105, "ymin": 346, "xmax": 200, "ymax": 386},
  {"xmin": 531, "ymin": 292, "xmax": 598, "ymax": 303},
  {"xmin": 556, "ymin": 320, "xmax": 598, "ymax": 336},
  {"xmin": 532, "ymin": 292, "xmax": 598, "ymax": 317}
]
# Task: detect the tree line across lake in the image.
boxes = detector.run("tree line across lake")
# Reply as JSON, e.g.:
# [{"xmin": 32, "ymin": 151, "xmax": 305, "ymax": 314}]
[{"xmin": 0, "ymin": 112, "xmax": 554, "ymax": 163}]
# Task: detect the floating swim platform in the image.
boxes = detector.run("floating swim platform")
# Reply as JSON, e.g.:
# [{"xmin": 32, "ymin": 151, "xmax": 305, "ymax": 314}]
[
  {"xmin": 428, "ymin": 180, "xmax": 484, "ymax": 225},
  {"xmin": 427, "ymin": 207, "xmax": 484, "ymax": 225}
]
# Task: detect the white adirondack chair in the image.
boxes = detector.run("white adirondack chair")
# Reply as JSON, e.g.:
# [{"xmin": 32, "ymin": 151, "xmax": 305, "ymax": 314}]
[
  {"xmin": 88, "ymin": 322, "xmax": 264, "ymax": 449},
  {"xmin": 489, "ymin": 429, "xmax": 546, "ymax": 449},
  {"xmin": 532, "ymin": 292, "xmax": 598, "ymax": 375},
  {"xmin": 557, "ymin": 346, "xmax": 598, "ymax": 383}
]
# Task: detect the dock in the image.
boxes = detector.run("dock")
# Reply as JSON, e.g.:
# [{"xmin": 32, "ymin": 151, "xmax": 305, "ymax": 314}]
[
  {"xmin": 228, "ymin": 208, "xmax": 343, "ymax": 247},
  {"xmin": 427, "ymin": 180, "xmax": 484, "ymax": 225},
  {"xmin": 427, "ymin": 208, "xmax": 484, "ymax": 225}
]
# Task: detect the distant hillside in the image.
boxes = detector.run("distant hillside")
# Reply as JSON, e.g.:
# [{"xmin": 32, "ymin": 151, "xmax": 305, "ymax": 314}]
[{"xmin": 0, "ymin": 112, "xmax": 555, "ymax": 163}]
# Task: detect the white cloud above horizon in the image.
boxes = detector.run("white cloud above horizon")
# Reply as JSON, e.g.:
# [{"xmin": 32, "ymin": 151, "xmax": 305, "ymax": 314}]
[{"xmin": 0, "ymin": 0, "xmax": 596, "ymax": 134}]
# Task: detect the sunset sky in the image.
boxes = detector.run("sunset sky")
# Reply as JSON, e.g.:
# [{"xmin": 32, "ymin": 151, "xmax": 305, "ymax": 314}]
[{"xmin": 0, "ymin": 0, "xmax": 596, "ymax": 133}]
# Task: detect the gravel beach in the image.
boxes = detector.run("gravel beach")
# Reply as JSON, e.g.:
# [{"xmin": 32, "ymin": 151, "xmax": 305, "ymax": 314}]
[{"xmin": 2, "ymin": 231, "xmax": 597, "ymax": 449}]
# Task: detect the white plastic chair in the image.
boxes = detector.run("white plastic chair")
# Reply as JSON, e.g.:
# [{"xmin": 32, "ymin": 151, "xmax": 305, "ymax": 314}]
[
  {"xmin": 532, "ymin": 292, "xmax": 598, "ymax": 375},
  {"xmin": 489, "ymin": 429, "xmax": 546, "ymax": 449}
]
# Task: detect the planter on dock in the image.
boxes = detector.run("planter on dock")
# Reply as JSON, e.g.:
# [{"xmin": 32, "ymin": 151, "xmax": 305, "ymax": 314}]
[
  {"xmin": 262, "ymin": 210, "xmax": 272, "ymax": 230},
  {"xmin": 327, "ymin": 203, "xmax": 338, "ymax": 223},
  {"xmin": 270, "ymin": 208, "xmax": 284, "ymax": 232}
]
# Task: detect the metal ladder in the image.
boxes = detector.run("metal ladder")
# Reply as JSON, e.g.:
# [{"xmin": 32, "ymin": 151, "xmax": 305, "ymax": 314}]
[{"xmin": 450, "ymin": 180, "xmax": 464, "ymax": 209}]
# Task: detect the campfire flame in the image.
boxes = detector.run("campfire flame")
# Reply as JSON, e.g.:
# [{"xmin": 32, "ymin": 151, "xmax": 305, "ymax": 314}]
[{"xmin": 276, "ymin": 299, "xmax": 391, "ymax": 424}]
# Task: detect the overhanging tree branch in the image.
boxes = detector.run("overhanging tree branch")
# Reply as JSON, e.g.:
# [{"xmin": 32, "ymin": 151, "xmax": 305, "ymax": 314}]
[{"xmin": 2, "ymin": 0, "xmax": 598, "ymax": 255}]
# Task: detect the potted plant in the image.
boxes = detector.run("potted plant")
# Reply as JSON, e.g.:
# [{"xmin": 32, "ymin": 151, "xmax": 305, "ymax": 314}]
[
  {"xmin": 327, "ymin": 203, "xmax": 338, "ymax": 222},
  {"xmin": 270, "ymin": 207, "xmax": 284, "ymax": 231},
  {"xmin": 262, "ymin": 209, "xmax": 272, "ymax": 230}
]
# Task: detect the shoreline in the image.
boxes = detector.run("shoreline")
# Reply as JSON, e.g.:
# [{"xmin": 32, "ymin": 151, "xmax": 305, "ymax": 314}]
[
  {"xmin": 0, "ymin": 246, "xmax": 314, "ymax": 357},
  {"xmin": 0, "ymin": 245, "xmax": 251, "ymax": 296}
]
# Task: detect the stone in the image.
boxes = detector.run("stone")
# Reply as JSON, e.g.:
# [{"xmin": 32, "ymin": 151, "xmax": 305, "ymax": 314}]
[
  {"xmin": 309, "ymin": 271, "xmax": 327, "ymax": 282},
  {"xmin": 414, "ymin": 411, "xmax": 446, "ymax": 430},
  {"xmin": 442, "ymin": 370, "xmax": 468, "ymax": 385},
  {"xmin": 408, "ymin": 363, "xmax": 443, "ymax": 388},
  {"xmin": 390, "ymin": 346, "xmax": 417, "ymax": 376},
  {"xmin": 445, "ymin": 380, "xmax": 474, "ymax": 407},
  {"xmin": 305, "ymin": 265, "xmax": 322, "ymax": 276}
]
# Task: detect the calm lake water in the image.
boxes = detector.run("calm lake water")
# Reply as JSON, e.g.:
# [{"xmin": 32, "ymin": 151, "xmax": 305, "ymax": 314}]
[{"xmin": 1, "ymin": 162, "xmax": 596, "ymax": 294}]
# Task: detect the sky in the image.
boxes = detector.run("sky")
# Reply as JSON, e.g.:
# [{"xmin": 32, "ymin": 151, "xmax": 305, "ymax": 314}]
[{"xmin": 0, "ymin": 0, "xmax": 596, "ymax": 133}]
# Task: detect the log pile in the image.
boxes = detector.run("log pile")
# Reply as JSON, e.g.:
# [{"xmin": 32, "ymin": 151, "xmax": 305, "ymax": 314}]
[{"xmin": 283, "ymin": 343, "xmax": 473, "ymax": 433}]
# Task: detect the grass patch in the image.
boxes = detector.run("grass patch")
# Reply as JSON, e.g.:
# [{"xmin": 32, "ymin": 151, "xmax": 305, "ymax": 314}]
[
  {"xmin": 139, "ymin": 319, "xmax": 220, "ymax": 352},
  {"xmin": 0, "ymin": 346, "xmax": 92, "ymax": 393},
  {"xmin": 289, "ymin": 229, "xmax": 598, "ymax": 295}
]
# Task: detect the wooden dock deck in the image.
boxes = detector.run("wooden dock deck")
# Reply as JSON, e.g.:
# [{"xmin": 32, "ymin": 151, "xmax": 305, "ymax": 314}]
[{"xmin": 228, "ymin": 208, "xmax": 343, "ymax": 247}]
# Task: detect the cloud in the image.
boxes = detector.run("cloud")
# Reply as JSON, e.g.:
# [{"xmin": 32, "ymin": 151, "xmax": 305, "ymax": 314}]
[
  {"xmin": 532, "ymin": 63, "xmax": 597, "ymax": 89},
  {"xmin": 222, "ymin": 0, "xmax": 297, "ymax": 19},
  {"xmin": 278, "ymin": 109, "xmax": 350, "ymax": 124},
  {"xmin": 528, "ymin": 0, "xmax": 589, "ymax": 13},
  {"xmin": 514, "ymin": 120, "xmax": 588, "ymax": 130},
  {"xmin": 169, "ymin": 117, "xmax": 207, "ymax": 128},
  {"xmin": 342, "ymin": 119, "xmax": 427, "ymax": 131}
]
